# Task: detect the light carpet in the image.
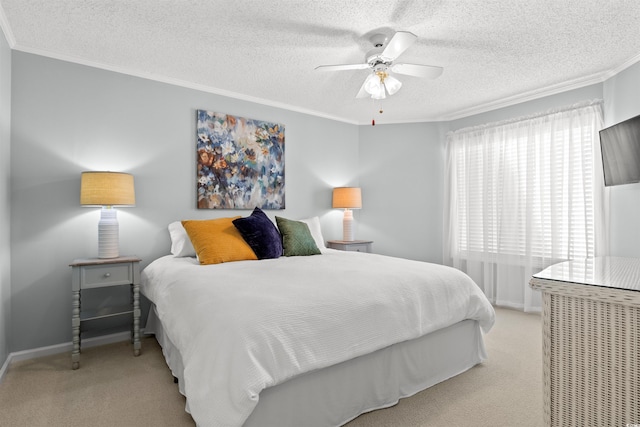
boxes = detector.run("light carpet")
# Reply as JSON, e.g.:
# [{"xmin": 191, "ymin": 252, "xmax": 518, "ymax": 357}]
[{"xmin": 0, "ymin": 307, "xmax": 542, "ymax": 426}]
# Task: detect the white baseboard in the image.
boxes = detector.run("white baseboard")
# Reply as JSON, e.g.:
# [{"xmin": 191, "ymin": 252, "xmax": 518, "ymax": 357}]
[
  {"xmin": 0, "ymin": 353, "xmax": 9, "ymax": 384},
  {"xmin": 0, "ymin": 330, "xmax": 138, "ymax": 384}
]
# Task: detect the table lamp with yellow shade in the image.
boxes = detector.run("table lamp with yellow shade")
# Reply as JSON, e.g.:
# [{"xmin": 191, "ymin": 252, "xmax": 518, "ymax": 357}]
[
  {"xmin": 80, "ymin": 171, "xmax": 135, "ymax": 258},
  {"xmin": 332, "ymin": 187, "xmax": 362, "ymax": 241}
]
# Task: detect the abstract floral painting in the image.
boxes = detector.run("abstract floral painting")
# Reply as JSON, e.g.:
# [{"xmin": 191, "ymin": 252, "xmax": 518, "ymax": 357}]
[{"xmin": 196, "ymin": 110, "xmax": 285, "ymax": 209}]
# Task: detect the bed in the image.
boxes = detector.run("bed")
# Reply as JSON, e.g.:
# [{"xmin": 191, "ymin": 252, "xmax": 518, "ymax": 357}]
[{"xmin": 141, "ymin": 227, "xmax": 495, "ymax": 427}]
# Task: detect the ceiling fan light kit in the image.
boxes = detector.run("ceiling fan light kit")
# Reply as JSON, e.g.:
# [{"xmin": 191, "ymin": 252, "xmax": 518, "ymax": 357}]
[{"xmin": 362, "ymin": 69, "xmax": 403, "ymax": 100}]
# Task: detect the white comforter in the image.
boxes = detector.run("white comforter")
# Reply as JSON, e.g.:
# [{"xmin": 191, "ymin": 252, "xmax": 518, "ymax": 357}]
[{"xmin": 141, "ymin": 250, "xmax": 495, "ymax": 427}]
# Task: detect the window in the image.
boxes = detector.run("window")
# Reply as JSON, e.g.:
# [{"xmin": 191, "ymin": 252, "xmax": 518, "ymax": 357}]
[{"xmin": 444, "ymin": 101, "xmax": 607, "ymax": 311}]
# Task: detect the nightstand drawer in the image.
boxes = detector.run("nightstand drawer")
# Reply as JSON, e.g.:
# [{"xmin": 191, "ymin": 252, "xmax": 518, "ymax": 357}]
[
  {"xmin": 350, "ymin": 245, "xmax": 370, "ymax": 253},
  {"xmin": 327, "ymin": 240, "xmax": 373, "ymax": 253},
  {"xmin": 81, "ymin": 264, "xmax": 132, "ymax": 288}
]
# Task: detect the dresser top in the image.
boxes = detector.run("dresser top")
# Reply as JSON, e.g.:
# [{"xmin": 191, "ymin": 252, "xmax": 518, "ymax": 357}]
[{"xmin": 533, "ymin": 256, "xmax": 640, "ymax": 292}]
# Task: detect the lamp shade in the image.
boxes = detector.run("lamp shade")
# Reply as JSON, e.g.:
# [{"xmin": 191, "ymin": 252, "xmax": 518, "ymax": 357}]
[
  {"xmin": 332, "ymin": 187, "xmax": 362, "ymax": 209},
  {"xmin": 80, "ymin": 172, "xmax": 135, "ymax": 206},
  {"xmin": 364, "ymin": 73, "xmax": 380, "ymax": 93},
  {"xmin": 384, "ymin": 75, "xmax": 402, "ymax": 95},
  {"xmin": 364, "ymin": 73, "xmax": 386, "ymax": 100}
]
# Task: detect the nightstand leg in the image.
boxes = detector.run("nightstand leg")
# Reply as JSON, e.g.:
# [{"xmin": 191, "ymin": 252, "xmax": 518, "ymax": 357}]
[
  {"xmin": 71, "ymin": 289, "xmax": 80, "ymax": 369},
  {"xmin": 132, "ymin": 283, "xmax": 141, "ymax": 356}
]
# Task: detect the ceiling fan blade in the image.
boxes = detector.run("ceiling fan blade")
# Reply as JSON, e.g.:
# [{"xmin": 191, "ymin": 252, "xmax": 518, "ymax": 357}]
[
  {"xmin": 315, "ymin": 63, "xmax": 370, "ymax": 72},
  {"xmin": 381, "ymin": 31, "xmax": 417, "ymax": 60},
  {"xmin": 391, "ymin": 63, "xmax": 444, "ymax": 79}
]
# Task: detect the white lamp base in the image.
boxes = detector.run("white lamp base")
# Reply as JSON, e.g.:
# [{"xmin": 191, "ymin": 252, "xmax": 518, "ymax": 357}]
[
  {"xmin": 98, "ymin": 207, "xmax": 120, "ymax": 258},
  {"xmin": 342, "ymin": 209, "xmax": 355, "ymax": 241}
]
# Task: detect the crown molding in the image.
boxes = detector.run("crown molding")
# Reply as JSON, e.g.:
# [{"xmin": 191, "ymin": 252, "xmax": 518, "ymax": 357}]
[
  {"xmin": 435, "ymin": 72, "xmax": 609, "ymax": 122},
  {"xmin": 601, "ymin": 51, "xmax": 640, "ymax": 79},
  {"xmin": 12, "ymin": 43, "xmax": 360, "ymax": 126},
  {"xmin": 419, "ymin": 52, "xmax": 640, "ymax": 123}
]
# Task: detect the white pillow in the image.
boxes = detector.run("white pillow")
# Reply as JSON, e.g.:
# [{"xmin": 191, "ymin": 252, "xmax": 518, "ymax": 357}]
[
  {"xmin": 168, "ymin": 221, "xmax": 196, "ymax": 257},
  {"xmin": 299, "ymin": 216, "xmax": 326, "ymax": 250}
]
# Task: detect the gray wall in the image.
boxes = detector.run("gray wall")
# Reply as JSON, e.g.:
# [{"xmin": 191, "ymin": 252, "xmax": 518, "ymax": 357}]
[
  {"xmin": 358, "ymin": 122, "xmax": 447, "ymax": 262},
  {"xmin": 0, "ymin": 28, "xmax": 11, "ymax": 365},
  {"xmin": 9, "ymin": 52, "xmax": 358, "ymax": 352},
  {"xmin": 603, "ymin": 61, "xmax": 640, "ymax": 257}
]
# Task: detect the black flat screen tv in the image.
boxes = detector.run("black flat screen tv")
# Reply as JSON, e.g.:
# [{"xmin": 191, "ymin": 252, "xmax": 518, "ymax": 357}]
[{"xmin": 599, "ymin": 114, "xmax": 640, "ymax": 186}]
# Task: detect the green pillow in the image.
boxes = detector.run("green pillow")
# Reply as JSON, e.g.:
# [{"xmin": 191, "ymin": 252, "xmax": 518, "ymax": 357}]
[{"xmin": 275, "ymin": 216, "xmax": 321, "ymax": 256}]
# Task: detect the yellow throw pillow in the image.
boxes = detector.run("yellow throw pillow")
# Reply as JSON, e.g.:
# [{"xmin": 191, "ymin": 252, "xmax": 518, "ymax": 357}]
[{"xmin": 182, "ymin": 217, "xmax": 258, "ymax": 265}]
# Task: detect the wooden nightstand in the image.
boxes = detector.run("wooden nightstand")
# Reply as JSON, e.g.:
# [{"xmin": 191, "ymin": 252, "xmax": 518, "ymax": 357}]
[
  {"xmin": 326, "ymin": 240, "xmax": 373, "ymax": 253},
  {"xmin": 69, "ymin": 256, "xmax": 141, "ymax": 369}
]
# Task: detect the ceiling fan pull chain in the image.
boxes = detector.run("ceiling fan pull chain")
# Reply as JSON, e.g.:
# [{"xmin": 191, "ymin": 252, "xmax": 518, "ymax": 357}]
[
  {"xmin": 371, "ymin": 98, "xmax": 384, "ymax": 126},
  {"xmin": 371, "ymin": 98, "xmax": 377, "ymax": 126},
  {"xmin": 371, "ymin": 105, "xmax": 375, "ymax": 126}
]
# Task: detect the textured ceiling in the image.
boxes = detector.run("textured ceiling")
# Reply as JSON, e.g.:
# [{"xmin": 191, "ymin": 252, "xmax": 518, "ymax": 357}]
[{"xmin": 1, "ymin": 0, "xmax": 640, "ymax": 124}]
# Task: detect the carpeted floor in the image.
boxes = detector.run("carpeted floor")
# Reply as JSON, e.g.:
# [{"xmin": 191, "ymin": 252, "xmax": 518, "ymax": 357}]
[{"xmin": 0, "ymin": 307, "xmax": 542, "ymax": 426}]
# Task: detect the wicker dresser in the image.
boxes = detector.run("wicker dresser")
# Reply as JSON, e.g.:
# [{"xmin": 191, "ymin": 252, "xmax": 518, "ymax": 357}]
[{"xmin": 530, "ymin": 257, "xmax": 640, "ymax": 427}]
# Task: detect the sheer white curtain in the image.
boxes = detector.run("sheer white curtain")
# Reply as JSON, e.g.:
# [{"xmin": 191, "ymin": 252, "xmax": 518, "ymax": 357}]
[{"xmin": 444, "ymin": 100, "xmax": 608, "ymax": 311}]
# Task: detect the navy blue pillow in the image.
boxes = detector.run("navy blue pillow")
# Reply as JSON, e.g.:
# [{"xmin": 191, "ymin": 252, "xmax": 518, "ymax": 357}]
[{"xmin": 233, "ymin": 208, "xmax": 283, "ymax": 259}]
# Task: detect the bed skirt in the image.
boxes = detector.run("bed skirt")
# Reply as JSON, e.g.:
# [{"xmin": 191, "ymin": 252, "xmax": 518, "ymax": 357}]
[{"xmin": 146, "ymin": 306, "xmax": 487, "ymax": 426}]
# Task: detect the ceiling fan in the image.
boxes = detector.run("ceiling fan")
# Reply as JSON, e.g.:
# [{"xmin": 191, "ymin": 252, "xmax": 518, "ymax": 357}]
[{"xmin": 315, "ymin": 31, "xmax": 443, "ymax": 100}]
